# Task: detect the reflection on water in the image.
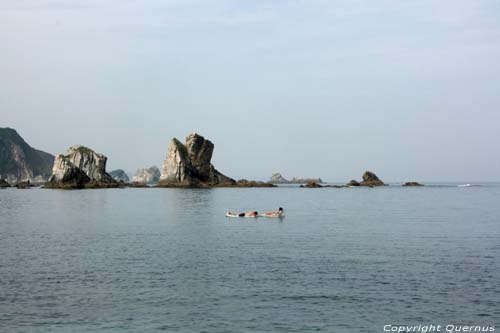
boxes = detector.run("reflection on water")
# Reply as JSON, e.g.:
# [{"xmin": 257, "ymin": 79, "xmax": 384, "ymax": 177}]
[{"xmin": 0, "ymin": 185, "xmax": 499, "ymax": 332}]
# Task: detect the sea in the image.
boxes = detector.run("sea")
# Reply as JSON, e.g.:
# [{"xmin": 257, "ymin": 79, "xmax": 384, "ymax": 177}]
[{"xmin": 0, "ymin": 184, "xmax": 499, "ymax": 332}]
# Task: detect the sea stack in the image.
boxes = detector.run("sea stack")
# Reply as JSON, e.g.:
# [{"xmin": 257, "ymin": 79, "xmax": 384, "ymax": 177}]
[
  {"xmin": 158, "ymin": 133, "xmax": 236, "ymax": 187},
  {"xmin": 45, "ymin": 146, "xmax": 118, "ymax": 189}
]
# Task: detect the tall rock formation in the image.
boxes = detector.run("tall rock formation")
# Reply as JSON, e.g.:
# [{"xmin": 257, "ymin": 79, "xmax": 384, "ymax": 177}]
[
  {"xmin": 46, "ymin": 145, "xmax": 118, "ymax": 188},
  {"xmin": 158, "ymin": 133, "xmax": 235, "ymax": 187},
  {"xmin": 0, "ymin": 127, "xmax": 54, "ymax": 184},
  {"xmin": 132, "ymin": 166, "xmax": 160, "ymax": 184}
]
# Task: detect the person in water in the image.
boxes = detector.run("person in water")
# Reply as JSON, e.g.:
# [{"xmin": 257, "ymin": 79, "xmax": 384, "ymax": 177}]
[
  {"xmin": 226, "ymin": 211, "xmax": 259, "ymax": 217},
  {"xmin": 265, "ymin": 207, "xmax": 284, "ymax": 217},
  {"xmin": 240, "ymin": 211, "xmax": 258, "ymax": 217}
]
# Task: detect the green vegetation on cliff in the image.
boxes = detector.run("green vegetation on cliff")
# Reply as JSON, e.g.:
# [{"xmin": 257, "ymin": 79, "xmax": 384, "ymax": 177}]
[{"xmin": 0, "ymin": 127, "xmax": 54, "ymax": 181}]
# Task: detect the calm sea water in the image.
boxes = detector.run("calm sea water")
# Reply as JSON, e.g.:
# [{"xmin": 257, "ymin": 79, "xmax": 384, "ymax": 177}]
[{"xmin": 0, "ymin": 185, "xmax": 499, "ymax": 332}]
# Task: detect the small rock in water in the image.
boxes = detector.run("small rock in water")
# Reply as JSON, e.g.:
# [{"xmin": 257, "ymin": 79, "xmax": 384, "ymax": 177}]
[{"xmin": 403, "ymin": 181, "xmax": 423, "ymax": 186}]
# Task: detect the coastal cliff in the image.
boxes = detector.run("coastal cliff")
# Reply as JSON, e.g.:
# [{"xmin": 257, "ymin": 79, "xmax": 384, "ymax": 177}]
[
  {"xmin": 0, "ymin": 127, "xmax": 54, "ymax": 184},
  {"xmin": 45, "ymin": 146, "xmax": 118, "ymax": 189}
]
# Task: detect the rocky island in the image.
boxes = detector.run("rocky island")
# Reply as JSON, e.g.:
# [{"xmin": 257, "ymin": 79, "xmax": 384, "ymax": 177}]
[
  {"xmin": 45, "ymin": 146, "xmax": 119, "ymax": 189},
  {"xmin": 157, "ymin": 133, "xmax": 273, "ymax": 188}
]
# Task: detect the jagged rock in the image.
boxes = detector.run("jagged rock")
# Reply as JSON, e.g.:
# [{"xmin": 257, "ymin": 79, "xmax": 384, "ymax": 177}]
[
  {"xmin": 132, "ymin": 166, "xmax": 160, "ymax": 184},
  {"xmin": 403, "ymin": 181, "xmax": 423, "ymax": 186},
  {"xmin": 45, "ymin": 146, "xmax": 117, "ymax": 189},
  {"xmin": 300, "ymin": 182, "xmax": 323, "ymax": 188},
  {"xmin": 270, "ymin": 173, "xmax": 288, "ymax": 183},
  {"xmin": 64, "ymin": 146, "xmax": 115, "ymax": 182},
  {"xmin": 0, "ymin": 178, "xmax": 10, "ymax": 188},
  {"xmin": 347, "ymin": 180, "xmax": 360, "ymax": 186},
  {"xmin": 0, "ymin": 127, "xmax": 54, "ymax": 184},
  {"xmin": 158, "ymin": 133, "xmax": 236, "ymax": 187},
  {"xmin": 110, "ymin": 169, "xmax": 129, "ymax": 182},
  {"xmin": 159, "ymin": 138, "xmax": 196, "ymax": 186},
  {"xmin": 185, "ymin": 134, "xmax": 214, "ymax": 181},
  {"xmin": 360, "ymin": 171, "xmax": 384, "ymax": 186}
]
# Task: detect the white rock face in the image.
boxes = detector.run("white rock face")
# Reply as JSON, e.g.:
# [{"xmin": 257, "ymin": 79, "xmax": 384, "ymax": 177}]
[
  {"xmin": 159, "ymin": 139, "xmax": 194, "ymax": 184},
  {"xmin": 48, "ymin": 155, "xmax": 90, "ymax": 186},
  {"xmin": 132, "ymin": 166, "xmax": 160, "ymax": 184},
  {"xmin": 64, "ymin": 146, "xmax": 114, "ymax": 182}
]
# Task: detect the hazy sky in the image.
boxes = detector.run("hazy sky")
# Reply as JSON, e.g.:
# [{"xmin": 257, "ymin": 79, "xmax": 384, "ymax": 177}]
[{"xmin": 2, "ymin": 0, "xmax": 500, "ymax": 182}]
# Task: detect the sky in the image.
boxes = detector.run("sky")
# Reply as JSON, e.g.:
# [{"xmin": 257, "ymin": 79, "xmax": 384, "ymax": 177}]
[{"xmin": 2, "ymin": 0, "xmax": 500, "ymax": 182}]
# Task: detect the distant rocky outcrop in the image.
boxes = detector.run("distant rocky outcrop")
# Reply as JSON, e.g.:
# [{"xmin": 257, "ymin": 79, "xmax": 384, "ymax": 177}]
[
  {"xmin": 360, "ymin": 171, "xmax": 384, "ymax": 186},
  {"xmin": 403, "ymin": 181, "xmax": 423, "ymax": 186},
  {"xmin": 270, "ymin": 173, "xmax": 288, "ymax": 183},
  {"xmin": 0, "ymin": 127, "xmax": 54, "ymax": 184},
  {"xmin": 158, "ymin": 133, "xmax": 269, "ymax": 188},
  {"xmin": 269, "ymin": 172, "xmax": 323, "ymax": 184},
  {"xmin": 0, "ymin": 178, "xmax": 11, "ymax": 188},
  {"xmin": 132, "ymin": 166, "xmax": 160, "ymax": 184},
  {"xmin": 110, "ymin": 169, "xmax": 129, "ymax": 183},
  {"xmin": 346, "ymin": 171, "xmax": 384, "ymax": 187},
  {"xmin": 45, "ymin": 146, "xmax": 118, "ymax": 189},
  {"xmin": 300, "ymin": 182, "xmax": 323, "ymax": 188}
]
